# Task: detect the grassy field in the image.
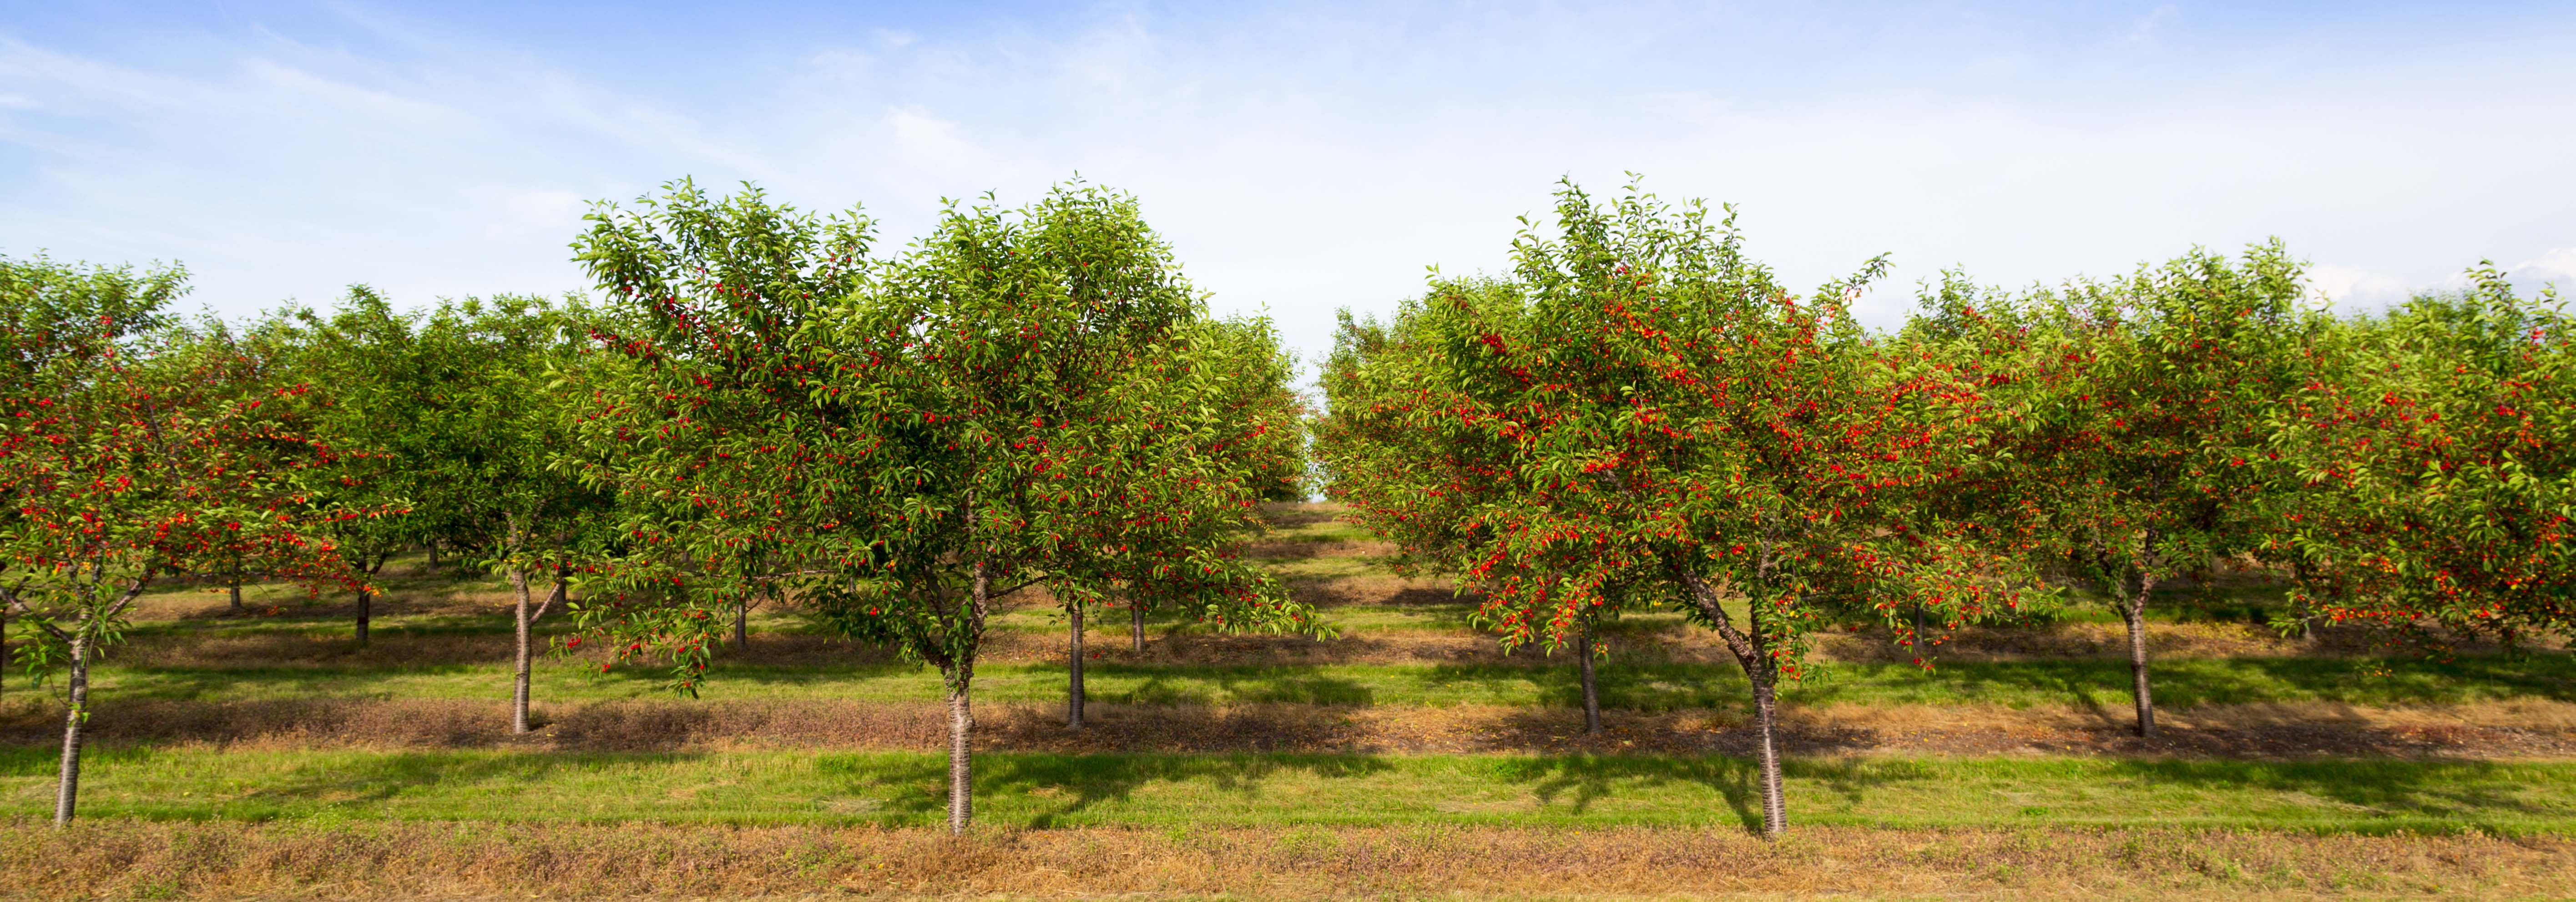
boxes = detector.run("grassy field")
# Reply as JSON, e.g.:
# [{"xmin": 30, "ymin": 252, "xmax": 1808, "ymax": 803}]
[
  {"xmin": 3, "ymin": 502, "xmax": 2571, "ymax": 899},
  {"xmin": 10, "ymin": 746, "xmax": 2575, "ymax": 835},
  {"xmin": 51, "ymin": 648, "xmax": 2576, "ymax": 710}
]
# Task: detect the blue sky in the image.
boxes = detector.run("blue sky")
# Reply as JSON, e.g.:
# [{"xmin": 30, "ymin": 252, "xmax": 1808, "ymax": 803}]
[{"xmin": 5, "ymin": 1, "xmax": 2573, "ymax": 364}]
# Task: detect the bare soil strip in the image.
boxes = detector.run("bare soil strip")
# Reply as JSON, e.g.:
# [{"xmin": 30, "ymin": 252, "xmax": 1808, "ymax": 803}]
[
  {"xmin": 1, "ymin": 819, "xmax": 2565, "ymax": 900},
  {"xmin": 15, "ymin": 696, "xmax": 2571, "ymax": 759}
]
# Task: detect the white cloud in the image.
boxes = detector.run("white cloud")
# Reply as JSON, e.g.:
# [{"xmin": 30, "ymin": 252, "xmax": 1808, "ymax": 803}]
[
  {"xmin": 486, "ymin": 189, "xmax": 586, "ymax": 241},
  {"xmin": 2307, "ymin": 264, "xmax": 2418, "ymax": 311},
  {"xmin": 2124, "ymin": 4, "xmax": 2179, "ymax": 45},
  {"xmin": 2510, "ymin": 247, "xmax": 2576, "ymax": 291},
  {"xmin": 2301, "ymin": 247, "xmax": 2576, "ymax": 313},
  {"xmin": 887, "ymin": 106, "xmax": 989, "ymax": 173},
  {"xmin": 1, "ymin": 5, "xmax": 2572, "ymax": 367},
  {"xmin": 244, "ymin": 60, "xmax": 470, "ymax": 132}
]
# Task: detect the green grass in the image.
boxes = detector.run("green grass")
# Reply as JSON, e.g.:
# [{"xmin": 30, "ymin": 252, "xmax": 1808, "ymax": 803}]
[
  {"xmin": 1264, "ymin": 553, "xmax": 1397, "ymax": 582},
  {"xmin": 69, "ymin": 651, "xmax": 2576, "ymax": 710},
  {"xmin": 9, "ymin": 746, "xmax": 2571, "ymax": 835}
]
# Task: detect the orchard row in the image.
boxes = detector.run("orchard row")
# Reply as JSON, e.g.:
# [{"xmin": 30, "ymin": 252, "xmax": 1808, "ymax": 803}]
[
  {"xmin": 1316, "ymin": 180, "xmax": 2571, "ymax": 836},
  {"xmin": 3, "ymin": 178, "xmax": 2567, "ymax": 837}
]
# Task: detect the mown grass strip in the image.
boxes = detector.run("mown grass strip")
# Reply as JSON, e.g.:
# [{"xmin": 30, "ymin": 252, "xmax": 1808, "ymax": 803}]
[
  {"xmin": 77, "ymin": 651, "xmax": 2576, "ymax": 710},
  {"xmin": 5, "ymin": 747, "xmax": 2571, "ymax": 835}
]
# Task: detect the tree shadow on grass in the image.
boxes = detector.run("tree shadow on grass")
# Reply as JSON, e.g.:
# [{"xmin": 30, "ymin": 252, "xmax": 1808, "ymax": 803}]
[
  {"xmin": 2095, "ymin": 757, "xmax": 2574, "ymax": 832},
  {"xmin": 840, "ymin": 751, "xmax": 1399, "ymax": 829},
  {"xmin": 1781, "ymin": 654, "xmax": 2576, "ymax": 709},
  {"xmin": 983, "ymin": 702, "xmax": 1375, "ymax": 754},
  {"xmin": 222, "ymin": 749, "xmax": 595, "ymax": 809},
  {"xmin": 1482, "ymin": 754, "xmax": 1933, "ymax": 833},
  {"xmin": 1419, "ymin": 661, "xmax": 1751, "ymax": 712},
  {"xmin": 1479, "ymin": 703, "xmax": 1883, "ymax": 758},
  {"xmin": 1086, "ymin": 665, "xmax": 1377, "ymax": 707}
]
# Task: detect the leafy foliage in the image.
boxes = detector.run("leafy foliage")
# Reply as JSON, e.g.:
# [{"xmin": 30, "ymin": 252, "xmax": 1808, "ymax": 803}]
[
  {"xmin": 2, "ymin": 257, "xmax": 354, "ymax": 680},
  {"xmin": 1318, "ymin": 179, "xmax": 2028, "ymax": 836},
  {"xmin": 561, "ymin": 179, "xmax": 1315, "ymax": 831},
  {"xmin": 2267, "ymin": 269, "xmax": 2574, "ymax": 644}
]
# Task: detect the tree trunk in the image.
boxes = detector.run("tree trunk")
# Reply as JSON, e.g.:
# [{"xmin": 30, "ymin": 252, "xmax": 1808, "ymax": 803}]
[
  {"xmin": 53, "ymin": 637, "xmax": 90, "ymax": 825},
  {"xmin": 1068, "ymin": 603, "xmax": 1086, "ymax": 729},
  {"xmin": 734, "ymin": 602, "xmax": 749, "ymax": 651},
  {"xmin": 2119, "ymin": 573, "xmax": 2157, "ymax": 738},
  {"xmin": 1577, "ymin": 618, "xmax": 1602, "ymax": 735},
  {"xmin": 944, "ymin": 560, "xmax": 991, "ymax": 836},
  {"xmin": 946, "ymin": 674, "xmax": 975, "ymax": 834},
  {"xmin": 425, "ymin": 542, "xmax": 439, "ymax": 578},
  {"xmin": 227, "ymin": 573, "xmax": 243, "ymax": 613},
  {"xmin": 1131, "ymin": 603, "xmax": 1145, "ymax": 653},
  {"xmin": 1910, "ymin": 602, "xmax": 1926, "ymax": 656},
  {"xmin": 512, "ymin": 563, "xmax": 534, "ymax": 735},
  {"xmin": 354, "ymin": 588, "xmax": 370, "ymax": 647},
  {"xmin": 1750, "ymin": 674, "xmax": 1786, "ymax": 840}
]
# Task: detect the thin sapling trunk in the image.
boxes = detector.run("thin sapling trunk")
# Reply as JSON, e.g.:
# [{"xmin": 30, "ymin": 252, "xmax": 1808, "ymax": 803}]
[
  {"xmin": 946, "ymin": 669, "xmax": 975, "ymax": 833},
  {"xmin": 1131, "ymin": 602, "xmax": 1145, "ymax": 652},
  {"xmin": 2117, "ymin": 570, "xmax": 2159, "ymax": 737},
  {"xmin": 1577, "ymin": 617, "xmax": 1602, "ymax": 735},
  {"xmin": 42, "ymin": 578, "xmax": 149, "ymax": 826},
  {"xmin": 354, "ymin": 554, "xmax": 387, "ymax": 647},
  {"xmin": 227, "ymin": 548, "xmax": 244, "ymax": 613},
  {"xmin": 1671, "ymin": 562, "xmax": 1791, "ymax": 839},
  {"xmin": 945, "ymin": 560, "xmax": 993, "ymax": 835},
  {"xmin": 511, "ymin": 562, "xmax": 533, "ymax": 734},
  {"xmin": 1749, "ymin": 673, "xmax": 1787, "ymax": 839},
  {"xmin": 52, "ymin": 635, "xmax": 89, "ymax": 825},
  {"xmin": 1068, "ymin": 602, "xmax": 1086, "ymax": 728}
]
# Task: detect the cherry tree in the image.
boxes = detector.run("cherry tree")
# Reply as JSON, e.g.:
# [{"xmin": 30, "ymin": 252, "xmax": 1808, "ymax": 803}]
[
  {"xmin": 1041, "ymin": 314, "xmax": 1311, "ymax": 728},
  {"xmin": 412, "ymin": 295, "xmax": 623, "ymax": 733},
  {"xmin": 563, "ymin": 179, "xmax": 1315, "ymax": 832},
  {"xmin": 1, "ymin": 255, "xmax": 352, "ymax": 822},
  {"xmin": 2267, "ymin": 267, "xmax": 2572, "ymax": 644},
  {"xmin": 278, "ymin": 289, "xmax": 471, "ymax": 645},
  {"xmin": 1922, "ymin": 245, "xmax": 2309, "ymax": 736},
  {"xmin": 1317, "ymin": 182, "xmax": 2017, "ymax": 837},
  {"xmin": 1318, "ymin": 295, "xmax": 1653, "ymax": 735}
]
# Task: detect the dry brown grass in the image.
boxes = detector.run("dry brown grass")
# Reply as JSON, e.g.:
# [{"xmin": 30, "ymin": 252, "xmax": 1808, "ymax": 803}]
[
  {"xmin": 1284, "ymin": 571, "xmax": 1451, "ymax": 604},
  {"xmin": 1813, "ymin": 620, "xmax": 2313, "ymax": 662},
  {"xmin": 125, "ymin": 570, "xmax": 520, "ymax": 623},
  {"xmin": 0, "ymin": 819, "xmax": 2565, "ymax": 900},
  {"xmin": 13, "ymin": 696, "xmax": 2571, "ymax": 759},
  {"xmin": 1245, "ymin": 537, "xmax": 1399, "ymax": 561},
  {"xmin": 94, "ymin": 616, "xmax": 2381, "ymax": 671}
]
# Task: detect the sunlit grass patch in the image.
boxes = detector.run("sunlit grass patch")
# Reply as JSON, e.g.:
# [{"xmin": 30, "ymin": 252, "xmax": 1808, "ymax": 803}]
[
  {"xmin": 7, "ymin": 747, "xmax": 2572, "ymax": 835},
  {"xmin": 66, "ymin": 650, "xmax": 2576, "ymax": 711}
]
